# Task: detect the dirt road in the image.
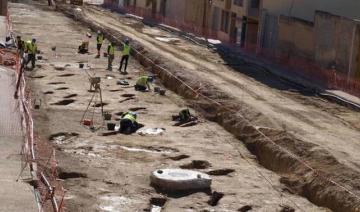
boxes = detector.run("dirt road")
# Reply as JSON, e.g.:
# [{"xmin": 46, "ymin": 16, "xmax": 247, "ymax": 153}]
[
  {"xmin": 83, "ymin": 6, "xmax": 360, "ymax": 173},
  {"xmin": 63, "ymin": 6, "xmax": 360, "ymax": 210},
  {"xmin": 9, "ymin": 2, "xmax": 330, "ymax": 211}
]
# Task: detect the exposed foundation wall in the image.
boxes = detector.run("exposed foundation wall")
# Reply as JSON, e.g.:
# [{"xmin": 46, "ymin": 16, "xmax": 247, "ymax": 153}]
[
  {"xmin": 314, "ymin": 11, "xmax": 360, "ymax": 76},
  {"xmin": 277, "ymin": 15, "xmax": 315, "ymax": 60}
]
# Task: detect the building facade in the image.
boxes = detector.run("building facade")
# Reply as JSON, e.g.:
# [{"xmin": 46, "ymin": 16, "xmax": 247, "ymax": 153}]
[
  {"xmin": 0, "ymin": 0, "xmax": 7, "ymax": 16},
  {"xmin": 209, "ymin": 0, "xmax": 261, "ymax": 47},
  {"xmin": 262, "ymin": 0, "xmax": 360, "ymax": 22}
]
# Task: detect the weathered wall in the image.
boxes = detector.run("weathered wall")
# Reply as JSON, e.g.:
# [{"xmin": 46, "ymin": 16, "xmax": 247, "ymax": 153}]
[
  {"xmin": 277, "ymin": 15, "xmax": 315, "ymax": 60},
  {"xmin": 0, "ymin": 0, "xmax": 8, "ymax": 16},
  {"xmin": 258, "ymin": 10, "xmax": 278, "ymax": 50},
  {"xmin": 164, "ymin": 0, "xmax": 185, "ymax": 22},
  {"xmin": 184, "ymin": 0, "xmax": 205, "ymax": 27},
  {"xmin": 262, "ymin": 0, "xmax": 360, "ymax": 22},
  {"xmin": 314, "ymin": 11, "xmax": 360, "ymax": 76}
]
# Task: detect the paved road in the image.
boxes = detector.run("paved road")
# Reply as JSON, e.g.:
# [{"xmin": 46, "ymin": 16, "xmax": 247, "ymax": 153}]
[{"xmin": 0, "ymin": 66, "xmax": 37, "ymax": 211}]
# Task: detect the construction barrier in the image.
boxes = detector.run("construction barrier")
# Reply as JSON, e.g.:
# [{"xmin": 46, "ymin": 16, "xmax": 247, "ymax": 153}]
[
  {"xmin": 102, "ymin": 2, "xmax": 360, "ymax": 98},
  {"xmin": 4, "ymin": 14, "xmax": 65, "ymax": 212}
]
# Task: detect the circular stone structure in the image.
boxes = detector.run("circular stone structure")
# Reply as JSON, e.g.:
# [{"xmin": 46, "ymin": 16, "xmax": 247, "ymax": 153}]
[{"xmin": 150, "ymin": 169, "xmax": 212, "ymax": 191}]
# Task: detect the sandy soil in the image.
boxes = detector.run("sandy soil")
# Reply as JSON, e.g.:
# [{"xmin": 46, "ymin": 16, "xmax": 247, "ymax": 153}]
[
  {"xmin": 81, "ymin": 6, "xmax": 360, "ymax": 175},
  {"xmin": 8, "ymin": 1, "xmax": 331, "ymax": 212}
]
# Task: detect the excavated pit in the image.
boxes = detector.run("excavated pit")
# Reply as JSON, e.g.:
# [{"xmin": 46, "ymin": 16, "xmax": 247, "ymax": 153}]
[
  {"xmin": 207, "ymin": 191, "xmax": 224, "ymax": 206},
  {"xmin": 64, "ymin": 94, "xmax": 78, "ymax": 98},
  {"xmin": 50, "ymin": 99, "xmax": 76, "ymax": 106},
  {"xmin": 109, "ymin": 89, "xmax": 122, "ymax": 92},
  {"xmin": 43, "ymin": 91, "xmax": 54, "ymax": 95},
  {"xmin": 48, "ymin": 82, "xmax": 65, "ymax": 85},
  {"xmin": 168, "ymin": 154, "xmax": 190, "ymax": 161},
  {"xmin": 29, "ymin": 75, "xmax": 46, "ymax": 79},
  {"xmin": 119, "ymin": 97, "xmax": 134, "ymax": 103},
  {"xmin": 238, "ymin": 205, "xmax": 253, "ymax": 212},
  {"xmin": 121, "ymin": 93, "xmax": 135, "ymax": 98},
  {"xmin": 58, "ymin": 170, "xmax": 88, "ymax": 180},
  {"xmin": 56, "ymin": 87, "xmax": 69, "ymax": 90},
  {"xmin": 206, "ymin": 168, "xmax": 235, "ymax": 176},
  {"xmin": 57, "ymin": 73, "xmax": 75, "ymax": 77},
  {"xmin": 180, "ymin": 160, "xmax": 211, "ymax": 169},
  {"xmin": 93, "ymin": 102, "xmax": 108, "ymax": 107},
  {"xmin": 57, "ymin": 5, "xmax": 360, "ymax": 211},
  {"xmin": 129, "ymin": 107, "xmax": 146, "ymax": 111},
  {"xmin": 149, "ymin": 197, "xmax": 167, "ymax": 207}
]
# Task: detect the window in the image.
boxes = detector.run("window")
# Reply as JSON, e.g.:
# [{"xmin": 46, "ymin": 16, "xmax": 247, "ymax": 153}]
[
  {"xmin": 233, "ymin": 0, "xmax": 243, "ymax": 7},
  {"xmin": 221, "ymin": 10, "xmax": 230, "ymax": 33},
  {"xmin": 250, "ymin": 0, "xmax": 260, "ymax": 8}
]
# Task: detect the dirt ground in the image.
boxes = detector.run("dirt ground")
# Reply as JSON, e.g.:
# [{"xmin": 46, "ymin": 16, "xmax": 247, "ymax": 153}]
[
  {"xmin": 9, "ymin": 1, "xmax": 360, "ymax": 211},
  {"xmin": 81, "ymin": 6, "xmax": 360, "ymax": 173},
  {"xmin": 9, "ymin": 2, "xmax": 331, "ymax": 212}
]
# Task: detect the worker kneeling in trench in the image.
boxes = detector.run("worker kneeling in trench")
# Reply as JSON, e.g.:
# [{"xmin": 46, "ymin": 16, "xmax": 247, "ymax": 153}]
[
  {"xmin": 172, "ymin": 109, "xmax": 198, "ymax": 127},
  {"xmin": 119, "ymin": 112, "xmax": 139, "ymax": 134},
  {"xmin": 135, "ymin": 75, "xmax": 154, "ymax": 91}
]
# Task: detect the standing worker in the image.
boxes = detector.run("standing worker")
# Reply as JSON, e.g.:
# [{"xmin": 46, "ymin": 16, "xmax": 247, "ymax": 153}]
[
  {"xmin": 25, "ymin": 38, "xmax": 37, "ymax": 70},
  {"xmin": 107, "ymin": 42, "xmax": 115, "ymax": 71},
  {"xmin": 118, "ymin": 38, "xmax": 130, "ymax": 74},
  {"xmin": 16, "ymin": 36, "xmax": 25, "ymax": 55},
  {"xmin": 96, "ymin": 31, "xmax": 104, "ymax": 58},
  {"xmin": 16, "ymin": 36, "xmax": 25, "ymax": 68},
  {"xmin": 135, "ymin": 75, "xmax": 154, "ymax": 91}
]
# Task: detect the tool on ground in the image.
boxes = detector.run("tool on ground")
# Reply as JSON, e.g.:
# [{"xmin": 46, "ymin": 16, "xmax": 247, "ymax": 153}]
[
  {"xmin": 33, "ymin": 98, "xmax": 42, "ymax": 109},
  {"xmin": 117, "ymin": 80, "xmax": 129, "ymax": 85},
  {"xmin": 51, "ymin": 46, "xmax": 57, "ymax": 58}
]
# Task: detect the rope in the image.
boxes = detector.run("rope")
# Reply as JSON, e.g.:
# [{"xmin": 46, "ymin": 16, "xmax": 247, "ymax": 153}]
[
  {"xmin": 126, "ymin": 37, "xmax": 360, "ymax": 202},
  {"xmin": 70, "ymin": 5, "xmax": 360, "ymax": 207}
]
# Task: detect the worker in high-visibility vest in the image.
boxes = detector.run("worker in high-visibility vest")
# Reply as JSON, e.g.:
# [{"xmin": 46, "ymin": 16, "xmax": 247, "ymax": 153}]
[
  {"xmin": 119, "ymin": 112, "xmax": 138, "ymax": 134},
  {"xmin": 107, "ymin": 42, "xmax": 115, "ymax": 71},
  {"xmin": 119, "ymin": 38, "xmax": 130, "ymax": 74},
  {"xmin": 172, "ymin": 108, "xmax": 197, "ymax": 126},
  {"xmin": 25, "ymin": 38, "xmax": 37, "ymax": 69},
  {"xmin": 96, "ymin": 31, "xmax": 104, "ymax": 58},
  {"xmin": 135, "ymin": 75, "xmax": 154, "ymax": 91}
]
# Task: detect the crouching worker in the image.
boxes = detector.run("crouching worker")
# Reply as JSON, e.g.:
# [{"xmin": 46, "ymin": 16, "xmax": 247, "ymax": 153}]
[
  {"xmin": 119, "ymin": 112, "xmax": 138, "ymax": 134},
  {"xmin": 78, "ymin": 41, "xmax": 89, "ymax": 54},
  {"xmin": 135, "ymin": 75, "xmax": 154, "ymax": 91},
  {"xmin": 78, "ymin": 33, "xmax": 91, "ymax": 54},
  {"xmin": 172, "ymin": 109, "xmax": 198, "ymax": 126}
]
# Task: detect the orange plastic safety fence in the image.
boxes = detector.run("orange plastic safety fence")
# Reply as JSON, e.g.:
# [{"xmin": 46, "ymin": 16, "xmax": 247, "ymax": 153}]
[{"xmin": 103, "ymin": 2, "xmax": 360, "ymax": 98}]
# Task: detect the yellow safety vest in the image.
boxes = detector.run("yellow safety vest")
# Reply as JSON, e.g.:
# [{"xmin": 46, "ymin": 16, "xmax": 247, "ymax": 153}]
[
  {"xmin": 108, "ymin": 44, "xmax": 115, "ymax": 55},
  {"xmin": 26, "ymin": 41, "xmax": 37, "ymax": 54},
  {"xmin": 123, "ymin": 113, "xmax": 136, "ymax": 123},
  {"xmin": 136, "ymin": 76, "xmax": 148, "ymax": 87},
  {"xmin": 122, "ymin": 44, "xmax": 130, "ymax": 56},
  {"xmin": 97, "ymin": 34, "xmax": 104, "ymax": 44}
]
